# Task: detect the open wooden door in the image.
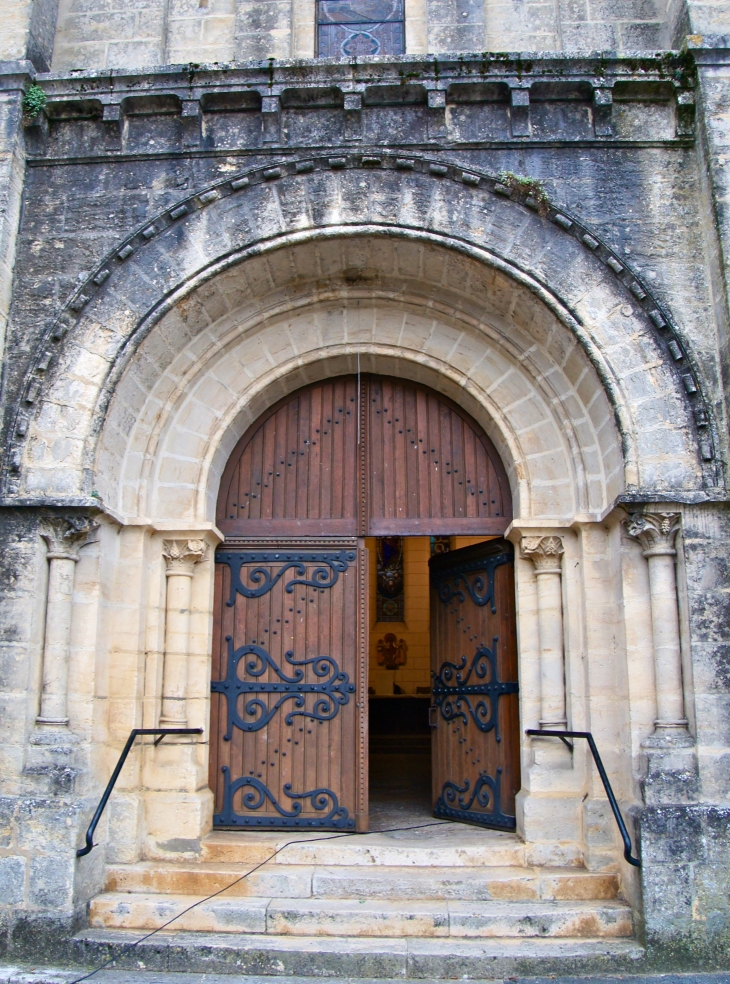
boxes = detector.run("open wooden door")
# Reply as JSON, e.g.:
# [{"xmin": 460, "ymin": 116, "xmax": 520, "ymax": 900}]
[
  {"xmin": 212, "ymin": 374, "xmax": 515, "ymax": 831},
  {"xmin": 210, "ymin": 541, "xmax": 368, "ymax": 830},
  {"xmin": 429, "ymin": 539, "xmax": 520, "ymax": 829}
]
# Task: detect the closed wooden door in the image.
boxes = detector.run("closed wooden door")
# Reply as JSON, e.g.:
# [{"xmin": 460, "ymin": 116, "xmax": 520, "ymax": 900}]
[
  {"xmin": 429, "ymin": 539, "xmax": 520, "ymax": 829},
  {"xmin": 210, "ymin": 541, "xmax": 368, "ymax": 830}
]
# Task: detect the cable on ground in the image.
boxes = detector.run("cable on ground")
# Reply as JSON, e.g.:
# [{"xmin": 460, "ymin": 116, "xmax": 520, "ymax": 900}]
[{"xmin": 69, "ymin": 819, "xmax": 449, "ymax": 984}]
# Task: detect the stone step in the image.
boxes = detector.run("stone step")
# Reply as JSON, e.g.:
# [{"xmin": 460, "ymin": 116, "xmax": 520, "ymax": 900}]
[
  {"xmin": 201, "ymin": 825, "xmax": 527, "ymax": 867},
  {"xmin": 105, "ymin": 861, "xmax": 619, "ymax": 902},
  {"xmin": 74, "ymin": 928, "xmax": 646, "ymax": 977},
  {"xmin": 89, "ymin": 893, "xmax": 632, "ymax": 939}
]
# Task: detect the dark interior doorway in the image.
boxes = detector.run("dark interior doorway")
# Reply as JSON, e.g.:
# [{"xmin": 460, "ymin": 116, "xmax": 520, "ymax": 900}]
[{"xmin": 368, "ymin": 695, "xmax": 432, "ymax": 827}]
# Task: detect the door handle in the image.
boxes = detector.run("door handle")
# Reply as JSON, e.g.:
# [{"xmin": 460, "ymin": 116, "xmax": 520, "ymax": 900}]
[{"xmin": 428, "ymin": 705, "xmax": 438, "ymax": 728}]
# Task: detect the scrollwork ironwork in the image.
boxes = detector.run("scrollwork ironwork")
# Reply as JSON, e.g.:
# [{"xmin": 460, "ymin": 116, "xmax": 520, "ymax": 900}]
[
  {"xmin": 217, "ymin": 549, "xmax": 355, "ymax": 606},
  {"xmin": 215, "ymin": 768, "xmax": 354, "ymax": 828},
  {"xmin": 434, "ymin": 767, "xmax": 513, "ymax": 828},
  {"xmin": 432, "ymin": 639, "xmax": 518, "ymax": 739},
  {"xmin": 212, "ymin": 638, "xmax": 355, "ymax": 739},
  {"xmin": 432, "ymin": 552, "xmax": 509, "ymax": 611}
]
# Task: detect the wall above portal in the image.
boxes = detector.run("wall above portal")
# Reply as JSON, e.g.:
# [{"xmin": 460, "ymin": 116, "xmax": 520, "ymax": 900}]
[{"xmin": 50, "ymin": 0, "xmax": 700, "ymax": 73}]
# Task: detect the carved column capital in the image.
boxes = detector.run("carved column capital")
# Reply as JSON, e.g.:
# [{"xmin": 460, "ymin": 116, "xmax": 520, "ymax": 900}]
[
  {"xmin": 40, "ymin": 515, "xmax": 99, "ymax": 560},
  {"xmin": 521, "ymin": 535, "xmax": 564, "ymax": 574},
  {"xmin": 626, "ymin": 511, "xmax": 681, "ymax": 558},
  {"xmin": 162, "ymin": 538, "xmax": 207, "ymax": 576}
]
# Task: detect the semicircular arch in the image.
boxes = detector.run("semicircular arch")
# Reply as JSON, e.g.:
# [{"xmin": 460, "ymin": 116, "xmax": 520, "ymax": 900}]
[
  {"xmin": 5, "ymin": 155, "xmax": 715, "ymax": 509},
  {"xmin": 99, "ymin": 235, "xmax": 624, "ymax": 524}
]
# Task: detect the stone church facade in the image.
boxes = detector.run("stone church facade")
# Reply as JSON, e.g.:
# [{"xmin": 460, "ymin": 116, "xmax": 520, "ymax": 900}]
[{"xmin": 1, "ymin": 0, "xmax": 730, "ymax": 973}]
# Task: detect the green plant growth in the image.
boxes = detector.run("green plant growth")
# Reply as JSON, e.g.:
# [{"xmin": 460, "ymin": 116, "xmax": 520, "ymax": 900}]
[
  {"xmin": 23, "ymin": 83, "xmax": 47, "ymax": 120},
  {"xmin": 497, "ymin": 170, "xmax": 550, "ymax": 216}
]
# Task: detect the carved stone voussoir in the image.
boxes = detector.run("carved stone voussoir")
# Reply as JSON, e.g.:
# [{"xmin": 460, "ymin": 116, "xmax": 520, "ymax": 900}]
[
  {"xmin": 521, "ymin": 535, "xmax": 565, "ymax": 573},
  {"xmin": 626, "ymin": 511, "xmax": 681, "ymax": 557},
  {"xmin": 162, "ymin": 538, "xmax": 207, "ymax": 575},
  {"xmin": 40, "ymin": 515, "xmax": 100, "ymax": 559}
]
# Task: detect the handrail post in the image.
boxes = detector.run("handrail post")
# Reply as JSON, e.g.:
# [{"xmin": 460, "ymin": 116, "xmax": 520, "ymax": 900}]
[
  {"xmin": 526, "ymin": 729, "xmax": 641, "ymax": 867},
  {"xmin": 76, "ymin": 728, "xmax": 202, "ymax": 858}
]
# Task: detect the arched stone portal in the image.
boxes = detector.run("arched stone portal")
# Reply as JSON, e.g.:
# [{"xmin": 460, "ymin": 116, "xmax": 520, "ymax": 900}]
[
  {"xmin": 62, "ymin": 225, "xmax": 671, "ymax": 879},
  {"xmin": 7, "ymin": 160, "xmax": 706, "ymax": 941}
]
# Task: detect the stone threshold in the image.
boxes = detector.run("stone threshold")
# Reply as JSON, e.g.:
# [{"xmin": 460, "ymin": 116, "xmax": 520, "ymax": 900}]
[{"xmin": 69, "ymin": 930, "xmax": 646, "ymax": 976}]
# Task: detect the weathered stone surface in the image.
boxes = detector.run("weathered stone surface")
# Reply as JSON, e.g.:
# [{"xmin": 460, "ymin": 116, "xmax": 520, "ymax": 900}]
[{"xmin": 0, "ymin": 2, "xmax": 729, "ymax": 967}]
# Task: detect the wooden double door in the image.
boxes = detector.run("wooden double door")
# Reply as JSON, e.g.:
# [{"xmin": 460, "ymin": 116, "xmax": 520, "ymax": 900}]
[{"xmin": 210, "ymin": 375, "xmax": 519, "ymax": 831}]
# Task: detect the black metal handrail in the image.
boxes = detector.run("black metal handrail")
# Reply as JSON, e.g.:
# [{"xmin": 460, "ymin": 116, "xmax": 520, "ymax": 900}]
[
  {"xmin": 526, "ymin": 729, "xmax": 641, "ymax": 867},
  {"xmin": 76, "ymin": 728, "xmax": 203, "ymax": 858}
]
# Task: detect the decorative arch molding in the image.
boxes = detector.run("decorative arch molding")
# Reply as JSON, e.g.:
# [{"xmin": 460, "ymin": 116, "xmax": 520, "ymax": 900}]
[
  {"xmin": 110, "ymin": 307, "xmax": 613, "ymax": 523},
  {"xmin": 3, "ymin": 153, "xmax": 718, "ymax": 504}
]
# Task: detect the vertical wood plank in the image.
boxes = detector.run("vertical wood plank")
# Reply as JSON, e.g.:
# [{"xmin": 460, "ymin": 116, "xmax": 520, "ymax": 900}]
[{"xmin": 429, "ymin": 539, "xmax": 520, "ymax": 828}]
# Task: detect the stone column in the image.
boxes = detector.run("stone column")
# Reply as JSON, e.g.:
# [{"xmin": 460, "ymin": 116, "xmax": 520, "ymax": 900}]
[
  {"xmin": 521, "ymin": 535, "xmax": 567, "ymax": 730},
  {"xmin": 626, "ymin": 510, "xmax": 689, "ymax": 738},
  {"xmin": 37, "ymin": 516, "xmax": 98, "ymax": 728},
  {"xmin": 160, "ymin": 539, "xmax": 206, "ymax": 727}
]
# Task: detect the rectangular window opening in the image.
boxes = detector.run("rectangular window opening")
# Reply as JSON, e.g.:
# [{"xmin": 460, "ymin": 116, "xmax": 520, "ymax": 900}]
[{"xmin": 317, "ymin": 0, "xmax": 405, "ymax": 58}]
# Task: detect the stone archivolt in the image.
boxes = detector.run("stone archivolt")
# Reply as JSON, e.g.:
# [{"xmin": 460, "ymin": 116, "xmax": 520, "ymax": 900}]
[{"xmin": 3, "ymin": 155, "xmax": 717, "ymax": 515}]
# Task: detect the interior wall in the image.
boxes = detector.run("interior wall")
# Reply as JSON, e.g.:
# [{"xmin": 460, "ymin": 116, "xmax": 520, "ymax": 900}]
[{"xmin": 367, "ymin": 536, "xmax": 494, "ymax": 696}]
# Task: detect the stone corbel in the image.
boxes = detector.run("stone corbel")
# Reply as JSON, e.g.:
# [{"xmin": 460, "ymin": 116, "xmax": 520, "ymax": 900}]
[
  {"xmin": 181, "ymin": 99, "xmax": 202, "ymax": 149},
  {"xmin": 159, "ymin": 538, "xmax": 207, "ymax": 727},
  {"xmin": 37, "ymin": 515, "xmax": 99, "ymax": 729},
  {"xmin": 427, "ymin": 89, "xmax": 447, "ymax": 141},
  {"xmin": 521, "ymin": 535, "xmax": 567, "ymax": 732},
  {"xmin": 261, "ymin": 95, "xmax": 281, "ymax": 144},
  {"xmin": 344, "ymin": 92, "xmax": 363, "ymax": 142},
  {"xmin": 675, "ymin": 90, "xmax": 695, "ymax": 138},
  {"xmin": 101, "ymin": 102, "xmax": 123, "ymax": 151},
  {"xmin": 509, "ymin": 87, "xmax": 530, "ymax": 138},
  {"xmin": 593, "ymin": 86, "xmax": 614, "ymax": 137},
  {"xmin": 23, "ymin": 107, "xmax": 49, "ymax": 156}
]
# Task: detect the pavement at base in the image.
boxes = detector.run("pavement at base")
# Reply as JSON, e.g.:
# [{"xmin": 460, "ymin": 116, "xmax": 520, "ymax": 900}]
[{"xmin": 1, "ymin": 969, "xmax": 730, "ymax": 984}]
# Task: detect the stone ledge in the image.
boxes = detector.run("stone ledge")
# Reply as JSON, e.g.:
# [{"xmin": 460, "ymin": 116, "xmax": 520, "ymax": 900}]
[{"xmin": 18, "ymin": 53, "xmax": 696, "ymax": 159}]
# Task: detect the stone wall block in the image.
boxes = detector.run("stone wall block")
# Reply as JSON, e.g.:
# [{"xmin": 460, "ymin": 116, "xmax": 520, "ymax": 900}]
[
  {"xmin": 641, "ymin": 859, "xmax": 693, "ymax": 938},
  {"xmin": 640, "ymin": 805, "xmax": 705, "ymax": 863},
  {"xmin": 0, "ymin": 856, "xmax": 26, "ymax": 905},
  {"xmin": 28, "ymin": 855, "xmax": 74, "ymax": 909},
  {"xmin": 16, "ymin": 799, "xmax": 82, "ymax": 854},
  {"xmin": 235, "ymin": 0, "xmax": 291, "ymax": 60},
  {"xmin": 700, "ymin": 807, "xmax": 730, "ymax": 862},
  {"xmin": 0, "ymin": 797, "xmax": 16, "ymax": 849}
]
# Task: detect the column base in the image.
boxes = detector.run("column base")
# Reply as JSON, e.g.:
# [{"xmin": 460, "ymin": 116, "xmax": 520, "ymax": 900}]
[
  {"xmin": 515, "ymin": 788, "xmax": 583, "ymax": 866},
  {"xmin": 35, "ymin": 717, "xmax": 71, "ymax": 728},
  {"xmin": 30, "ymin": 727, "xmax": 79, "ymax": 744},
  {"xmin": 144, "ymin": 788, "xmax": 214, "ymax": 859},
  {"xmin": 25, "ymin": 728, "xmax": 82, "ymax": 796},
  {"xmin": 642, "ymin": 722, "xmax": 694, "ymax": 748},
  {"xmin": 641, "ymin": 729, "xmax": 698, "ymax": 806},
  {"xmin": 530, "ymin": 730, "xmax": 573, "ymax": 771}
]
